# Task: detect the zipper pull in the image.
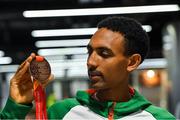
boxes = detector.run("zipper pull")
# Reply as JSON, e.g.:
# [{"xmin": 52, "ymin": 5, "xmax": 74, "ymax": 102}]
[{"xmin": 108, "ymin": 102, "xmax": 116, "ymax": 120}]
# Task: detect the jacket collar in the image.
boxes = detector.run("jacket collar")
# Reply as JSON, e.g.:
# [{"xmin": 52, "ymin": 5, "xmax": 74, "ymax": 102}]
[{"xmin": 76, "ymin": 89, "xmax": 151, "ymax": 118}]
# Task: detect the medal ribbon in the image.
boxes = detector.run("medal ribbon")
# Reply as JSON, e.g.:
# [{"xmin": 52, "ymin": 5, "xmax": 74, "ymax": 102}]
[{"xmin": 33, "ymin": 79, "xmax": 48, "ymax": 119}]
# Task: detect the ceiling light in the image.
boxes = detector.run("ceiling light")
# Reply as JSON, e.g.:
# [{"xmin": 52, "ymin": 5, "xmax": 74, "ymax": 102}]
[
  {"xmin": 68, "ymin": 67, "xmax": 88, "ymax": 77},
  {"xmin": 143, "ymin": 25, "xmax": 152, "ymax": 32},
  {"xmin": 38, "ymin": 47, "xmax": 87, "ymax": 56},
  {"xmin": 35, "ymin": 39, "xmax": 90, "ymax": 48},
  {"xmin": 146, "ymin": 70, "xmax": 155, "ymax": 78},
  {"xmin": 0, "ymin": 57, "xmax": 12, "ymax": 64},
  {"xmin": 138, "ymin": 58, "xmax": 167, "ymax": 69},
  {"xmin": 23, "ymin": 4, "xmax": 180, "ymax": 18},
  {"xmin": 0, "ymin": 50, "xmax": 5, "ymax": 57},
  {"xmin": 32, "ymin": 25, "xmax": 151, "ymax": 37},
  {"xmin": 0, "ymin": 65, "xmax": 19, "ymax": 73},
  {"xmin": 72, "ymin": 54, "xmax": 88, "ymax": 60},
  {"xmin": 32, "ymin": 28, "xmax": 96, "ymax": 37},
  {"xmin": 49, "ymin": 61, "xmax": 86, "ymax": 69}
]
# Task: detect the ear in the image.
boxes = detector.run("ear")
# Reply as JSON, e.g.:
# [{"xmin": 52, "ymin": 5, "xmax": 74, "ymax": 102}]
[{"xmin": 127, "ymin": 54, "xmax": 141, "ymax": 72}]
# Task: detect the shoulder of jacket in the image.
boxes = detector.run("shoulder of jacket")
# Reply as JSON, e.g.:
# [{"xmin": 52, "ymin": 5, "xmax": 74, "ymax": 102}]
[
  {"xmin": 47, "ymin": 98, "xmax": 80, "ymax": 119},
  {"xmin": 145, "ymin": 105, "xmax": 176, "ymax": 120},
  {"xmin": 50, "ymin": 98, "xmax": 80, "ymax": 110}
]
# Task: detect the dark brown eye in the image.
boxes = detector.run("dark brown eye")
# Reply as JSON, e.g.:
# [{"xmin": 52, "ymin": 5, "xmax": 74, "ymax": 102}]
[
  {"xmin": 101, "ymin": 50, "xmax": 109, "ymax": 56},
  {"xmin": 99, "ymin": 49, "xmax": 113, "ymax": 58}
]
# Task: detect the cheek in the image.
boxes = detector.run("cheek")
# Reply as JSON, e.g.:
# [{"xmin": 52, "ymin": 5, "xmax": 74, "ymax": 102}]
[{"xmin": 103, "ymin": 60, "xmax": 128, "ymax": 80}]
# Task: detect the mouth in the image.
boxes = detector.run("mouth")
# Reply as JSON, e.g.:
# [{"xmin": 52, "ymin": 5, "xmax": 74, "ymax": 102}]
[{"xmin": 88, "ymin": 71, "xmax": 103, "ymax": 82}]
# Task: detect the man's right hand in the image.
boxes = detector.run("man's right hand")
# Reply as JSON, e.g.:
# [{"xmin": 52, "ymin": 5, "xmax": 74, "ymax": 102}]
[
  {"xmin": 9, "ymin": 53, "xmax": 36, "ymax": 104},
  {"xmin": 9, "ymin": 53, "xmax": 54, "ymax": 104}
]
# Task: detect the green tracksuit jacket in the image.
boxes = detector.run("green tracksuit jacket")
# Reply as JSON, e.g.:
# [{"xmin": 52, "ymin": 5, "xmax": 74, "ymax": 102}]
[{"xmin": 0, "ymin": 89, "xmax": 176, "ymax": 120}]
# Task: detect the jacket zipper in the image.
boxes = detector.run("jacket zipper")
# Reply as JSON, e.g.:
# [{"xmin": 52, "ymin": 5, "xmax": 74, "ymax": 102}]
[
  {"xmin": 108, "ymin": 102, "xmax": 116, "ymax": 120},
  {"xmin": 107, "ymin": 87, "xmax": 134, "ymax": 120}
]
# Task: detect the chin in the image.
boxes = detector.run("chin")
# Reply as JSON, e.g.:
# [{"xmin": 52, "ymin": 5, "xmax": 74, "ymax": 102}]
[
  {"xmin": 90, "ymin": 84, "xmax": 107, "ymax": 91},
  {"xmin": 90, "ymin": 84, "xmax": 100, "ymax": 90}
]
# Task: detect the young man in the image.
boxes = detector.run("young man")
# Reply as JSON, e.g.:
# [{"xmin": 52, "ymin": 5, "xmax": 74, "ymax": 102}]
[{"xmin": 0, "ymin": 16, "xmax": 175, "ymax": 119}]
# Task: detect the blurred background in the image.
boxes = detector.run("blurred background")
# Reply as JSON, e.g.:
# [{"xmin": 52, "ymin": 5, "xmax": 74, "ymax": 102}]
[{"xmin": 0, "ymin": 0, "xmax": 180, "ymax": 118}]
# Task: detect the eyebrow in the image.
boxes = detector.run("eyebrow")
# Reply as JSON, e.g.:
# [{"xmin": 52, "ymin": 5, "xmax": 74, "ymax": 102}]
[{"xmin": 87, "ymin": 44, "xmax": 113, "ymax": 53}]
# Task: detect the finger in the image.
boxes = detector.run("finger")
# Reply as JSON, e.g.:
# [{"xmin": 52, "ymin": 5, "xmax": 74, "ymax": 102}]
[
  {"xmin": 16, "ymin": 61, "xmax": 26, "ymax": 73},
  {"xmin": 14, "ymin": 62, "xmax": 30, "ymax": 82},
  {"xmin": 26, "ymin": 53, "xmax": 36, "ymax": 63}
]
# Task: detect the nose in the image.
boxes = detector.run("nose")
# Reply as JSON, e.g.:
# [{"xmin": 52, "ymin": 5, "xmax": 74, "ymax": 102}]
[{"xmin": 87, "ymin": 51, "xmax": 98, "ymax": 70}]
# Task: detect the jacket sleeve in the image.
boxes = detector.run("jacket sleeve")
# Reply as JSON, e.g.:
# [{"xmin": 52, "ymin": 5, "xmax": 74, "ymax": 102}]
[{"xmin": 0, "ymin": 97, "xmax": 32, "ymax": 119}]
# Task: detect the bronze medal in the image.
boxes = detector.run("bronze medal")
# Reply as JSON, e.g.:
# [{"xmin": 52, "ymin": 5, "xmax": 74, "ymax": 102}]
[{"xmin": 30, "ymin": 56, "xmax": 51, "ymax": 83}]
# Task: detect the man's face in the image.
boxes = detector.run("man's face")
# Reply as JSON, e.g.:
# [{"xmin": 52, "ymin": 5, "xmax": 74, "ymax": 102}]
[{"xmin": 87, "ymin": 28, "xmax": 130, "ymax": 90}]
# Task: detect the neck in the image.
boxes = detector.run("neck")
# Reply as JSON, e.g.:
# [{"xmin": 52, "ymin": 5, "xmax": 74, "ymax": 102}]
[{"xmin": 96, "ymin": 85, "xmax": 131, "ymax": 102}]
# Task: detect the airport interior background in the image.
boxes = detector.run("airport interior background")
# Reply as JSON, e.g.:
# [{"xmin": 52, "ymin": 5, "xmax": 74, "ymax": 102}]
[{"xmin": 0, "ymin": 0, "xmax": 180, "ymax": 119}]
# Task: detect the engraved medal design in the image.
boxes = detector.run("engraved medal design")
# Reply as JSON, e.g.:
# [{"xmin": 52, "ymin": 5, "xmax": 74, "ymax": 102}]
[{"xmin": 30, "ymin": 56, "xmax": 51, "ymax": 83}]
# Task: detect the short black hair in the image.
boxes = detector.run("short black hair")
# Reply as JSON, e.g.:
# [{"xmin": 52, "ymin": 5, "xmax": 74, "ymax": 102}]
[{"xmin": 97, "ymin": 16, "xmax": 149, "ymax": 63}]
